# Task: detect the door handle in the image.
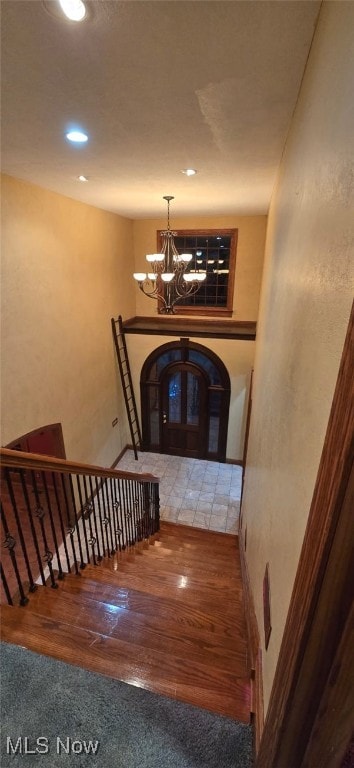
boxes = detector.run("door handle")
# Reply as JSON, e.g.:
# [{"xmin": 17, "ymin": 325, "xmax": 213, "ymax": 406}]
[{"xmin": 163, "ymin": 411, "xmax": 167, "ymax": 424}]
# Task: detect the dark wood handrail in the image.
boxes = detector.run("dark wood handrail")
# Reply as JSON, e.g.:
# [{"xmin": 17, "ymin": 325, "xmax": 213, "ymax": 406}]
[{"xmin": 0, "ymin": 448, "xmax": 159, "ymax": 484}]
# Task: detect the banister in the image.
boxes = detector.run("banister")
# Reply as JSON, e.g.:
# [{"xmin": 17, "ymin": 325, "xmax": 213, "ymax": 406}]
[{"xmin": 0, "ymin": 448, "xmax": 159, "ymax": 484}]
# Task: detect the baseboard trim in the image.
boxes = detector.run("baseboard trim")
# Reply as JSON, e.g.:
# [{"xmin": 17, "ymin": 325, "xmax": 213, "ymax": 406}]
[
  {"xmin": 110, "ymin": 444, "xmax": 131, "ymax": 469},
  {"xmin": 239, "ymin": 532, "xmax": 264, "ymax": 754},
  {"xmin": 225, "ymin": 458, "xmax": 243, "ymax": 467}
]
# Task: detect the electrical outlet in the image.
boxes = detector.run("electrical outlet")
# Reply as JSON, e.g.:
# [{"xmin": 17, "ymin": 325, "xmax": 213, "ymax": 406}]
[{"xmin": 112, "ymin": 417, "xmax": 118, "ymax": 427}]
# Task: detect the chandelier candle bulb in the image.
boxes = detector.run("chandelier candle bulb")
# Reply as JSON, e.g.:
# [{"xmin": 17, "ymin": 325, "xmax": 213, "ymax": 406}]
[{"xmin": 133, "ymin": 195, "xmax": 207, "ymax": 314}]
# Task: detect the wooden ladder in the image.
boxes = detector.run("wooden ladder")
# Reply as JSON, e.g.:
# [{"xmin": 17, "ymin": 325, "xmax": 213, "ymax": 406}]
[{"xmin": 111, "ymin": 316, "xmax": 142, "ymax": 460}]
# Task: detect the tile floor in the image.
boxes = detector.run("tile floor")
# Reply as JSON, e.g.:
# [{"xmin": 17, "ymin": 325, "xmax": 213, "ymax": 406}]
[{"xmin": 117, "ymin": 450, "xmax": 242, "ymax": 534}]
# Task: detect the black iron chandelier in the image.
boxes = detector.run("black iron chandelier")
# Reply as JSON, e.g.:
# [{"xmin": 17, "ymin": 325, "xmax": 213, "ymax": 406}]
[{"xmin": 133, "ymin": 196, "xmax": 206, "ymax": 314}]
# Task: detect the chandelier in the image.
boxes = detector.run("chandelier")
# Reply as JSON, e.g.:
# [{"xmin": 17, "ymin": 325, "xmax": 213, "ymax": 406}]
[{"xmin": 133, "ymin": 196, "xmax": 206, "ymax": 314}]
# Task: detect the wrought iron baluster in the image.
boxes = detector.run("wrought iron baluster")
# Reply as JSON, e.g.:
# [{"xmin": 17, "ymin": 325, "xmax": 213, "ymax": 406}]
[
  {"xmin": 1, "ymin": 500, "xmax": 29, "ymax": 605},
  {"xmin": 88, "ymin": 476, "xmax": 102, "ymax": 561},
  {"xmin": 5, "ymin": 469, "xmax": 36, "ymax": 593},
  {"xmin": 0, "ymin": 562, "xmax": 13, "ymax": 606},
  {"xmin": 60, "ymin": 474, "xmax": 79, "ymax": 575},
  {"xmin": 42, "ymin": 472, "xmax": 64, "ymax": 580},
  {"xmin": 51, "ymin": 472, "xmax": 71, "ymax": 573},
  {"xmin": 124, "ymin": 478, "xmax": 134, "ymax": 547},
  {"xmin": 102, "ymin": 479, "xmax": 115, "ymax": 555},
  {"xmin": 76, "ymin": 475, "xmax": 91, "ymax": 564},
  {"xmin": 68, "ymin": 474, "xmax": 86, "ymax": 569},
  {"xmin": 82, "ymin": 475, "xmax": 97, "ymax": 566},
  {"xmin": 112, "ymin": 478, "xmax": 123, "ymax": 552},
  {"xmin": 19, "ymin": 468, "xmax": 46, "ymax": 586},
  {"xmin": 115, "ymin": 478, "xmax": 126, "ymax": 550},
  {"xmin": 109, "ymin": 477, "xmax": 120, "ymax": 553},
  {"xmin": 30, "ymin": 471, "xmax": 58, "ymax": 590},
  {"xmin": 94, "ymin": 477, "xmax": 110, "ymax": 558},
  {"xmin": 153, "ymin": 482, "xmax": 160, "ymax": 532}
]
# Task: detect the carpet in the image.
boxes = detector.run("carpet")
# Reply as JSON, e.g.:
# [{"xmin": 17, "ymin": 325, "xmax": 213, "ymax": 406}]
[{"xmin": 0, "ymin": 642, "xmax": 253, "ymax": 767}]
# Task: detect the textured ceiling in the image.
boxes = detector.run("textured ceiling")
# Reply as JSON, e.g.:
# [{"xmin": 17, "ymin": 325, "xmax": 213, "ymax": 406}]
[{"xmin": 1, "ymin": 0, "xmax": 320, "ymax": 218}]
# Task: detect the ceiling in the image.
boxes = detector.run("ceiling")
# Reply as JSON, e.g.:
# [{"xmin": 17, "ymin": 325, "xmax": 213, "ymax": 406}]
[{"xmin": 1, "ymin": 0, "xmax": 321, "ymax": 219}]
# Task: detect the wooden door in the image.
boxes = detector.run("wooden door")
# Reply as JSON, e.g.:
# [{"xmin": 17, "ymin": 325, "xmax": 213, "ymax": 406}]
[{"xmin": 161, "ymin": 363, "xmax": 208, "ymax": 458}]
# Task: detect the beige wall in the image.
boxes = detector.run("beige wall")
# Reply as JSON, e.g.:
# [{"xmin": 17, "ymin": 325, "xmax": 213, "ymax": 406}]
[
  {"xmin": 126, "ymin": 334, "xmax": 255, "ymax": 461},
  {"xmin": 241, "ymin": 2, "xmax": 354, "ymax": 713},
  {"xmin": 133, "ymin": 215, "xmax": 266, "ymax": 320},
  {"xmin": 1, "ymin": 175, "xmax": 134, "ymax": 466}
]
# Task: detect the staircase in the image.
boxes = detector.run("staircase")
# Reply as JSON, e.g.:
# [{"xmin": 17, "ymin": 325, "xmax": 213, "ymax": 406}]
[{"xmin": 0, "ymin": 449, "xmax": 251, "ymax": 725}]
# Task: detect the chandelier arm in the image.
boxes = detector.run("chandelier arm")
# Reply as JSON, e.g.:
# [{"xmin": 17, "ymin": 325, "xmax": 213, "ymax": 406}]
[{"xmin": 138, "ymin": 282, "xmax": 168, "ymax": 310}]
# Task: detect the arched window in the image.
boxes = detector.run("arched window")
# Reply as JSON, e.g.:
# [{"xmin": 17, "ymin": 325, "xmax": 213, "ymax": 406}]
[{"xmin": 140, "ymin": 341, "xmax": 230, "ymax": 461}]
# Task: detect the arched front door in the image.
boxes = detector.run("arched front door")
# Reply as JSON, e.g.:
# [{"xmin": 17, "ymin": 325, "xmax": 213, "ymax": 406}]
[
  {"xmin": 161, "ymin": 362, "xmax": 208, "ymax": 458},
  {"xmin": 140, "ymin": 341, "xmax": 230, "ymax": 461}
]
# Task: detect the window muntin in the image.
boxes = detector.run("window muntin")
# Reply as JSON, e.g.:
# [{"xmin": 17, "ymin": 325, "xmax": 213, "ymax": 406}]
[{"xmin": 157, "ymin": 228, "xmax": 237, "ymax": 316}]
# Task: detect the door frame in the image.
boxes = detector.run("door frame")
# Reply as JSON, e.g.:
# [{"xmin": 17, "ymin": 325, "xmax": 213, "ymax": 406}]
[
  {"xmin": 256, "ymin": 303, "xmax": 354, "ymax": 767},
  {"xmin": 140, "ymin": 339, "xmax": 231, "ymax": 461}
]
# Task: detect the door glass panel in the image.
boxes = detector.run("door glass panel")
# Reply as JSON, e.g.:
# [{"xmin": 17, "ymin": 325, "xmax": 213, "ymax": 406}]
[
  {"xmin": 156, "ymin": 350, "xmax": 182, "ymax": 378},
  {"xmin": 187, "ymin": 372, "xmax": 199, "ymax": 425},
  {"xmin": 148, "ymin": 385, "xmax": 160, "ymax": 445},
  {"xmin": 188, "ymin": 350, "xmax": 221, "ymax": 385},
  {"xmin": 208, "ymin": 391, "xmax": 221, "ymax": 452},
  {"xmin": 168, "ymin": 372, "xmax": 181, "ymax": 422}
]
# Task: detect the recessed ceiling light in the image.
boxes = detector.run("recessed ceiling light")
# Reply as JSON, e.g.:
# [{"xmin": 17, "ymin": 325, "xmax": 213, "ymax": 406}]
[
  {"xmin": 77, "ymin": 175, "xmax": 88, "ymax": 182},
  {"xmin": 181, "ymin": 169, "xmax": 197, "ymax": 176},
  {"xmin": 66, "ymin": 130, "xmax": 88, "ymax": 143},
  {"xmin": 58, "ymin": 0, "xmax": 86, "ymax": 22}
]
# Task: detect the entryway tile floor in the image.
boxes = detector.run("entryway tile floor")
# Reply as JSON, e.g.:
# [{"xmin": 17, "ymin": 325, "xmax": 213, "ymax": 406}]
[{"xmin": 117, "ymin": 450, "xmax": 242, "ymax": 534}]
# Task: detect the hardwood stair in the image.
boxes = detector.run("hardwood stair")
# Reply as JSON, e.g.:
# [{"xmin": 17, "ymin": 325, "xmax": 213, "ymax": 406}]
[{"xmin": 0, "ymin": 521, "xmax": 251, "ymax": 723}]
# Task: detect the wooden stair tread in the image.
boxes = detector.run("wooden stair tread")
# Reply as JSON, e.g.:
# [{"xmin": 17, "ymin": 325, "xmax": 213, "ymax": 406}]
[
  {"xmin": 107, "ymin": 555, "xmax": 241, "ymax": 588},
  {"xmin": 53, "ymin": 573, "xmax": 246, "ymax": 640},
  {"xmin": 117, "ymin": 543, "xmax": 241, "ymax": 571},
  {"xmin": 79, "ymin": 562, "xmax": 244, "ymax": 611},
  {"xmin": 0, "ymin": 605, "xmax": 250, "ymax": 723},
  {"xmin": 26, "ymin": 586, "xmax": 248, "ymax": 675}
]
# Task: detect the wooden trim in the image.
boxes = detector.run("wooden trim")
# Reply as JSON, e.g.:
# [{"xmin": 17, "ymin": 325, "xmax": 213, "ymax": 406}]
[
  {"xmin": 122, "ymin": 315, "xmax": 256, "ymax": 341},
  {"xmin": 239, "ymin": 530, "xmax": 264, "ymax": 753},
  {"xmin": 256, "ymin": 302, "xmax": 354, "ymax": 767},
  {"xmin": 110, "ymin": 444, "xmax": 130, "ymax": 469},
  {"xmin": 225, "ymin": 458, "xmax": 243, "ymax": 467},
  {"xmin": 0, "ymin": 447, "xmax": 159, "ymax": 484},
  {"xmin": 157, "ymin": 228, "xmax": 238, "ymax": 316}
]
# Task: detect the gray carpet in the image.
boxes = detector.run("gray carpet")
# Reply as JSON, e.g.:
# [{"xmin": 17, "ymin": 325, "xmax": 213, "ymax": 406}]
[{"xmin": 0, "ymin": 642, "xmax": 253, "ymax": 767}]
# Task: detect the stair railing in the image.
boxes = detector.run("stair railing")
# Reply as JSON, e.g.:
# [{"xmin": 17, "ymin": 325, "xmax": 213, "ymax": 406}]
[{"xmin": 0, "ymin": 448, "xmax": 160, "ymax": 607}]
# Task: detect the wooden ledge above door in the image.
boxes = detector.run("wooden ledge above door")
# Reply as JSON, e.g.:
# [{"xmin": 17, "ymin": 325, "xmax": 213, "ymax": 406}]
[{"xmin": 122, "ymin": 316, "xmax": 257, "ymax": 341}]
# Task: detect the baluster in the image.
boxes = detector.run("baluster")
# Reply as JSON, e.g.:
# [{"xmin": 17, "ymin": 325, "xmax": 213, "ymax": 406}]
[
  {"xmin": 82, "ymin": 475, "xmax": 97, "ymax": 566},
  {"xmin": 94, "ymin": 477, "xmax": 110, "ymax": 558},
  {"xmin": 51, "ymin": 473, "xmax": 71, "ymax": 573},
  {"xmin": 1, "ymin": 501, "xmax": 29, "ymax": 605},
  {"xmin": 76, "ymin": 475, "xmax": 91, "ymax": 564},
  {"xmin": 115, "ymin": 478, "xmax": 126, "ymax": 550},
  {"xmin": 153, "ymin": 482, "xmax": 160, "ymax": 531},
  {"xmin": 19, "ymin": 468, "xmax": 46, "ymax": 586},
  {"xmin": 30, "ymin": 471, "xmax": 58, "ymax": 590},
  {"xmin": 109, "ymin": 478, "xmax": 120, "ymax": 552},
  {"xmin": 42, "ymin": 472, "xmax": 64, "ymax": 580},
  {"xmin": 124, "ymin": 478, "xmax": 134, "ymax": 547},
  {"xmin": 112, "ymin": 478, "xmax": 123, "ymax": 552},
  {"xmin": 60, "ymin": 474, "xmax": 80, "ymax": 575},
  {"xmin": 102, "ymin": 479, "xmax": 115, "ymax": 555},
  {"xmin": 5, "ymin": 469, "xmax": 36, "ymax": 593},
  {"xmin": 0, "ymin": 563, "xmax": 13, "ymax": 606},
  {"xmin": 88, "ymin": 476, "xmax": 102, "ymax": 561}
]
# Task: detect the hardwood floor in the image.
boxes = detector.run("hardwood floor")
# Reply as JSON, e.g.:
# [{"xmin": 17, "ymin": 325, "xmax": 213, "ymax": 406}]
[{"xmin": 0, "ymin": 521, "xmax": 251, "ymax": 723}]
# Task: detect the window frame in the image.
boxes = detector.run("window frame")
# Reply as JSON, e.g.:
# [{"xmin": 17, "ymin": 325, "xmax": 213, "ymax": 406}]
[{"xmin": 157, "ymin": 228, "xmax": 238, "ymax": 317}]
